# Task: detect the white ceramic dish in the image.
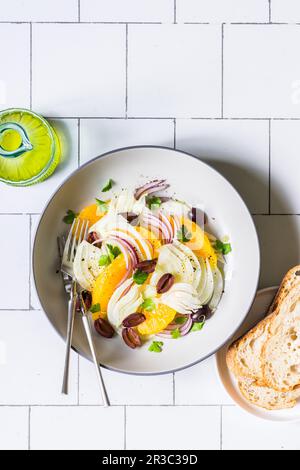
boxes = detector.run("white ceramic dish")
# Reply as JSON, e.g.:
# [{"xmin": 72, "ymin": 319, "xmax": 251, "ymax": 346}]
[
  {"xmin": 216, "ymin": 286, "xmax": 300, "ymax": 422},
  {"xmin": 33, "ymin": 146, "xmax": 260, "ymax": 375}
]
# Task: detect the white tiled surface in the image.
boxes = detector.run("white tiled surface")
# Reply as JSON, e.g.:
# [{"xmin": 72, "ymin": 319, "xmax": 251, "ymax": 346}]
[
  {"xmin": 128, "ymin": 24, "xmax": 222, "ymax": 117},
  {"xmin": 80, "ymin": 0, "xmax": 174, "ymax": 23},
  {"xmin": 1, "ymin": 0, "xmax": 300, "ymax": 451},
  {"xmin": 271, "ymin": 0, "xmax": 300, "ymax": 23},
  {"xmin": 222, "ymin": 407, "xmax": 300, "ymax": 450},
  {"xmin": 176, "ymin": 0, "xmax": 269, "ymax": 23},
  {"xmin": 32, "ymin": 24, "xmax": 126, "ymax": 117},
  {"xmin": 30, "ymin": 406, "xmax": 124, "ymax": 450},
  {"xmin": 224, "ymin": 25, "xmax": 300, "ymax": 118},
  {"xmin": 126, "ymin": 406, "xmax": 220, "ymax": 450},
  {"xmin": 0, "ymin": 408, "xmax": 29, "ymax": 451},
  {"xmin": 0, "ymin": 24, "xmax": 30, "ymax": 109},
  {"xmin": 0, "ymin": 0, "xmax": 79, "ymax": 22}
]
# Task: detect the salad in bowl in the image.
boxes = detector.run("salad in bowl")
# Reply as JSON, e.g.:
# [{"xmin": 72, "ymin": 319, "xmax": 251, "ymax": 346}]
[{"xmin": 66, "ymin": 178, "xmax": 231, "ymax": 353}]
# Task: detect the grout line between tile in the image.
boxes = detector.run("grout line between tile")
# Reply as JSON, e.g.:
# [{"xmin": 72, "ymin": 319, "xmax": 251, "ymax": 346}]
[
  {"xmin": 77, "ymin": 354, "xmax": 80, "ymax": 405},
  {"xmin": 78, "ymin": 0, "xmax": 81, "ymax": 22},
  {"xmin": 173, "ymin": 119, "xmax": 176, "ymax": 149},
  {"xmin": 40, "ymin": 116, "xmax": 300, "ymax": 121},
  {"xmin": 221, "ymin": 23, "xmax": 224, "ymax": 118},
  {"xmin": 77, "ymin": 119, "xmax": 80, "ymax": 167},
  {"xmin": 174, "ymin": 0, "xmax": 177, "ymax": 24},
  {"xmin": 268, "ymin": 119, "xmax": 271, "ymax": 214},
  {"xmin": 28, "ymin": 406, "xmax": 31, "ymax": 450},
  {"xmin": 29, "ymin": 215, "xmax": 32, "ymax": 309},
  {"xmin": 29, "ymin": 23, "xmax": 32, "ymax": 110},
  {"xmin": 124, "ymin": 406, "xmax": 127, "ymax": 450},
  {"xmin": 0, "ymin": 403, "xmax": 236, "ymax": 408},
  {"xmin": 126, "ymin": 24, "xmax": 128, "ymax": 117},
  {"xmin": 1, "ymin": 21, "xmax": 300, "ymax": 25},
  {"xmin": 220, "ymin": 406, "xmax": 223, "ymax": 450},
  {"xmin": 269, "ymin": 0, "xmax": 272, "ymax": 23},
  {"xmin": 172, "ymin": 373, "xmax": 175, "ymax": 405}
]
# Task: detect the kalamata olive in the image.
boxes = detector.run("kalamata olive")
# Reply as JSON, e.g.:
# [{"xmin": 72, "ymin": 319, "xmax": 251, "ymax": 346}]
[
  {"xmin": 94, "ymin": 318, "xmax": 115, "ymax": 338},
  {"xmin": 81, "ymin": 290, "xmax": 92, "ymax": 310},
  {"xmin": 189, "ymin": 207, "xmax": 208, "ymax": 226},
  {"xmin": 192, "ymin": 305, "xmax": 213, "ymax": 321},
  {"xmin": 122, "ymin": 328, "xmax": 142, "ymax": 349},
  {"xmin": 157, "ymin": 273, "xmax": 175, "ymax": 294},
  {"xmin": 120, "ymin": 212, "xmax": 139, "ymax": 224},
  {"xmin": 122, "ymin": 313, "xmax": 146, "ymax": 328},
  {"xmin": 135, "ymin": 259, "xmax": 158, "ymax": 274},
  {"xmin": 87, "ymin": 231, "xmax": 102, "ymax": 248}
]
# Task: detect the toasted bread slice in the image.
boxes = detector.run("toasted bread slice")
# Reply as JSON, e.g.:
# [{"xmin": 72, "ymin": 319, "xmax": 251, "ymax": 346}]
[
  {"xmin": 226, "ymin": 317, "xmax": 269, "ymax": 383},
  {"xmin": 239, "ymin": 378, "xmax": 300, "ymax": 410},
  {"xmin": 262, "ymin": 285, "xmax": 300, "ymax": 392},
  {"xmin": 227, "ymin": 266, "xmax": 300, "ymax": 387}
]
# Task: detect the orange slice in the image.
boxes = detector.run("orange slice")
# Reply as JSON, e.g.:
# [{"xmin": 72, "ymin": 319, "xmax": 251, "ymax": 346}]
[
  {"xmin": 135, "ymin": 226, "xmax": 161, "ymax": 256},
  {"xmin": 179, "ymin": 217, "xmax": 217, "ymax": 268},
  {"xmin": 137, "ymin": 304, "xmax": 176, "ymax": 336},
  {"xmin": 78, "ymin": 203, "xmax": 105, "ymax": 227},
  {"xmin": 92, "ymin": 254, "xmax": 128, "ymax": 319}
]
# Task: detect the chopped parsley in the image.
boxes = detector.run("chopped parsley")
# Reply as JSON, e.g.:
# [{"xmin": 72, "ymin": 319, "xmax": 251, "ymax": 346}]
[
  {"xmin": 95, "ymin": 199, "xmax": 108, "ymax": 212},
  {"xmin": 63, "ymin": 209, "xmax": 77, "ymax": 225},
  {"xmin": 148, "ymin": 341, "xmax": 164, "ymax": 353},
  {"xmin": 191, "ymin": 322, "xmax": 205, "ymax": 332},
  {"xmin": 141, "ymin": 298, "xmax": 156, "ymax": 312},
  {"xmin": 171, "ymin": 328, "xmax": 181, "ymax": 339},
  {"xmin": 99, "ymin": 255, "xmax": 111, "ymax": 267},
  {"xmin": 102, "ymin": 179, "xmax": 113, "ymax": 192},
  {"xmin": 177, "ymin": 225, "xmax": 192, "ymax": 243},
  {"xmin": 147, "ymin": 196, "xmax": 162, "ymax": 210},
  {"xmin": 106, "ymin": 244, "xmax": 121, "ymax": 261},
  {"xmin": 133, "ymin": 270, "xmax": 149, "ymax": 285},
  {"xmin": 214, "ymin": 239, "xmax": 232, "ymax": 255},
  {"xmin": 90, "ymin": 303, "xmax": 101, "ymax": 314}
]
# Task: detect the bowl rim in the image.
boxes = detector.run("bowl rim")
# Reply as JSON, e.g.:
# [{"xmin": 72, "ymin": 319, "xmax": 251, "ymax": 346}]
[{"xmin": 33, "ymin": 144, "xmax": 261, "ymax": 375}]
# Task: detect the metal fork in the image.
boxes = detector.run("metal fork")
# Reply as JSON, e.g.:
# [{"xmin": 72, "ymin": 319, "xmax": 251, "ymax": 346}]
[{"xmin": 59, "ymin": 218, "xmax": 89, "ymax": 395}]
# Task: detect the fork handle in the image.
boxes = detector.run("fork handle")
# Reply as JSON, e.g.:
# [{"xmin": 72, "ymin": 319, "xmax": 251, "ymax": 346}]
[
  {"xmin": 61, "ymin": 293, "xmax": 76, "ymax": 395},
  {"xmin": 81, "ymin": 315, "xmax": 110, "ymax": 407}
]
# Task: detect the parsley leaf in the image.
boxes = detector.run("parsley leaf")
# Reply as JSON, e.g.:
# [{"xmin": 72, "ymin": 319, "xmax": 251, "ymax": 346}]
[
  {"xmin": 63, "ymin": 209, "xmax": 77, "ymax": 225},
  {"xmin": 141, "ymin": 298, "xmax": 156, "ymax": 312},
  {"xmin": 148, "ymin": 341, "xmax": 164, "ymax": 353},
  {"xmin": 133, "ymin": 270, "xmax": 149, "ymax": 285},
  {"xmin": 175, "ymin": 316, "xmax": 187, "ymax": 325},
  {"xmin": 177, "ymin": 225, "xmax": 192, "ymax": 243},
  {"xmin": 90, "ymin": 303, "xmax": 101, "ymax": 314},
  {"xmin": 106, "ymin": 244, "xmax": 121, "ymax": 261},
  {"xmin": 99, "ymin": 255, "xmax": 111, "ymax": 267},
  {"xmin": 191, "ymin": 322, "xmax": 205, "ymax": 332},
  {"xmin": 102, "ymin": 179, "xmax": 113, "ymax": 192},
  {"xmin": 147, "ymin": 196, "xmax": 162, "ymax": 210},
  {"xmin": 215, "ymin": 239, "xmax": 232, "ymax": 255},
  {"xmin": 95, "ymin": 199, "xmax": 108, "ymax": 213},
  {"xmin": 171, "ymin": 328, "xmax": 181, "ymax": 339}
]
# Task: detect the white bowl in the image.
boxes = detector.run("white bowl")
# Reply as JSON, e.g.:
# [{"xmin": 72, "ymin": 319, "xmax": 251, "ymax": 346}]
[{"xmin": 33, "ymin": 146, "xmax": 260, "ymax": 375}]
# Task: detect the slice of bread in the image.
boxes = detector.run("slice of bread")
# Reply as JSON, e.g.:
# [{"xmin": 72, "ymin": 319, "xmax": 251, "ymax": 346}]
[
  {"xmin": 238, "ymin": 378, "xmax": 300, "ymax": 410},
  {"xmin": 262, "ymin": 285, "xmax": 300, "ymax": 392},
  {"xmin": 226, "ymin": 316, "xmax": 270, "ymax": 383},
  {"xmin": 226, "ymin": 265, "xmax": 300, "ymax": 410}
]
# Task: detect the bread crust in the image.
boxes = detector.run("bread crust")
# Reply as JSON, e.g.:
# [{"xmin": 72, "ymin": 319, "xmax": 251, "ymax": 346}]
[{"xmin": 226, "ymin": 265, "xmax": 300, "ymax": 409}]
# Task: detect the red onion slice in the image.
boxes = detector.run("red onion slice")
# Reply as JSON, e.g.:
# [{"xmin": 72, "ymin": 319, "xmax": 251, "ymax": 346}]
[
  {"xmin": 110, "ymin": 235, "xmax": 139, "ymax": 268},
  {"xmin": 157, "ymin": 315, "xmax": 193, "ymax": 338},
  {"xmin": 135, "ymin": 180, "xmax": 170, "ymax": 200}
]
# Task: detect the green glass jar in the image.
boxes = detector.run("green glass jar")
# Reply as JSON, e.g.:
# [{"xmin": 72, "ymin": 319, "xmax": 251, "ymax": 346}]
[{"xmin": 0, "ymin": 108, "xmax": 61, "ymax": 186}]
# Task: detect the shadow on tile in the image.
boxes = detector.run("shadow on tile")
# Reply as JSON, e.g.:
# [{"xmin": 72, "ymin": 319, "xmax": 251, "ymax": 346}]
[
  {"xmin": 203, "ymin": 159, "xmax": 267, "ymax": 215},
  {"xmin": 48, "ymin": 119, "xmax": 76, "ymax": 174}
]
